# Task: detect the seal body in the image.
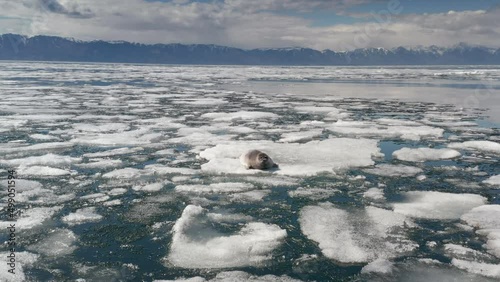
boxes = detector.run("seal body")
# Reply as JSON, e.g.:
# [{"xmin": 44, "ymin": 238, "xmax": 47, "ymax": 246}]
[{"xmin": 240, "ymin": 150, "xmax": 278, "ymax": 170}]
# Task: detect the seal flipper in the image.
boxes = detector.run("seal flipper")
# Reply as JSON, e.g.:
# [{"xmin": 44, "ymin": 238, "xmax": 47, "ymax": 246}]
[{"xmin": 273, "ymin": 163, "xmax": 279, "ymax": 168}]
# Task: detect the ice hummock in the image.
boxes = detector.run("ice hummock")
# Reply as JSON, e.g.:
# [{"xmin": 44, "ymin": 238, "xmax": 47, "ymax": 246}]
[{"xmin": 167, "ymin": 205, "xmax": 287, "ymax": 268}]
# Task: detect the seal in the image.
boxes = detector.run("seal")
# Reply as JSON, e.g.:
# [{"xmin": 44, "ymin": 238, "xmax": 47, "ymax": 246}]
[{"xmin": 240, "ymin": 150, "xmax": 278, "ymax": 170}]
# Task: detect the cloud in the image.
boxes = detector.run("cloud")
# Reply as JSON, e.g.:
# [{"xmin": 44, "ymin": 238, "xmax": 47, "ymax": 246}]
[
  {"xmin": 37, "ymin": 0, "xmax": 94, "ymax": 18},
  {"xmin": 0, "ymin": 0, "xmax": 498, "ymax": 50}
]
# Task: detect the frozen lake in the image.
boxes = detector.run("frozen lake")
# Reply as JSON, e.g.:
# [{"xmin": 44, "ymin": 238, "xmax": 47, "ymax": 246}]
[{"xmin": 0, "ymin": 62, "xmax": 499, "ymax": 281}]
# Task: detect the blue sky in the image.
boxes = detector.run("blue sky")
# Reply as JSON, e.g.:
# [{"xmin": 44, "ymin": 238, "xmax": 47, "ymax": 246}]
[{"xmin": 0, "ymin": 0, "xmax": 499, "ymax": 50}]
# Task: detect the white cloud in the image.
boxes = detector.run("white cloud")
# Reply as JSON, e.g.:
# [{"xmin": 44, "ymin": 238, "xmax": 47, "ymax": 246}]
[{"xmin": 0, "ymin": 0, "xmax": 498, "ymax": 50}]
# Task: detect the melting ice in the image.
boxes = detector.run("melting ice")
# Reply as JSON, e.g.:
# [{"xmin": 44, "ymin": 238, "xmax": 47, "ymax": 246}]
[{"xmin": 0, "ymin": 62, "xmax": 499, "ymax": 281}]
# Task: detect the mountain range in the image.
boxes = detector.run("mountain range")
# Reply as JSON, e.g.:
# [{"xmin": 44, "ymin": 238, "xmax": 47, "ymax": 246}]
[{"xmin": 1, "ymin": 34, "xmax": 499, "ymax": 65}]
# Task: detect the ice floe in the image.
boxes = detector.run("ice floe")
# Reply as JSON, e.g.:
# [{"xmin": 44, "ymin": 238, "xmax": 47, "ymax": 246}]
[
  {"xmin": 82, "ymin": 147, "xmax": 144, "ymax": 158},
  {"xmin": 0, "ymin": 206, "xmax": 62, "ymax": 230},
  {"xmin": 483, "ymin": 175, "xmax": 500, "ymax": 186},
  {"xmin": 461, "ymin": 205, "xmax": 500, "ymax": 258},
  {"xmin": 288, "ymin": 187, "xmax": 339, "ymax": 200},
  {"xmin": 154, "ymin": 271, "xmax": 301, "ymax": 282},
  {"xmin": 0, "ymin": 251, "xmax": 38, "ymax": 282},
  {"xmin": 17, "ymin": 165, "xmax": 72, "ymax": 176},
  {"xmin": 327, "ymin": 120, "xmax": 444, "ymax": 141},
  {"xmin": 1, "ymin": 153, "xmax": 81, "ymax": 167},
  {"xmin": 452, "ymin": 259, "xmax": 500, "ymax": 279},
  {"xmin": 62, "ymin": 207, "xmax": 103, "ymax": 226},
  {"xmin": 200, "ymin": 138, "xmax": 381, "ymax": 176},
  {"xmin": 167, "ymin": 205, "xmax": 287, "ymax": 268},
  {"xmin": 448, "ymin": 141, "xmax": 500, "ymax": 154},
  {"xmin": 102, "ymin": 168, "xmax": 148, "ymax": 179},
  {"xmin": 361, "ymin": 258, "xmax": 394, "ymax": 274},
  {"xmin": 392, "ymin": 191, "xmax": 487, "ymax": 220},
  {"xmin": 392, "ymin": 148, "xmax": 461, "ymax": 162},
  {"xmin": 299, "ymin": 203, "xmax": 416, "ymax": 263},
  {"xmin": 278, "ymin": 129, "xmax": 323, "ymax": 143},
  {"xmin": 363, "ymin": 164, "xmax": 423, "ymax": 177},
  {"xmin": 363, "ymin": 188, "xmax": 386, "ymax": 201},
  {"xmin": 27, "ymin": 228, "xmax": 78, "ymax": 256},
  {"xmin": 175, "ymin": 182, "xmax": 255, "ymax": 194},
  {"xmin": 200, "ymin": 111, "xmax": 278, "ymax": 121}
]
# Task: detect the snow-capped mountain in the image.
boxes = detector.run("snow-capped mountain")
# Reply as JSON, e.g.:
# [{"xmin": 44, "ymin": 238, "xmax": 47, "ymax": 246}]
[{"xmin": 1, "ymin": 34, "xmax": 499, "ymax": 65}]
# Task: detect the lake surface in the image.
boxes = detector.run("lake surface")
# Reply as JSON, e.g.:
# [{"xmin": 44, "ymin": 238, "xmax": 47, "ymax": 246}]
[{"xmin": 0, "ymin": 62, "xmax": 499, "ymax": 281}]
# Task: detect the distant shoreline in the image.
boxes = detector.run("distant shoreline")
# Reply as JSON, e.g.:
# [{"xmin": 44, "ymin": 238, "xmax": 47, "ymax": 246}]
[{"xmin": 1, "ymin": 34, "xmax": 500, "ymax": 66}]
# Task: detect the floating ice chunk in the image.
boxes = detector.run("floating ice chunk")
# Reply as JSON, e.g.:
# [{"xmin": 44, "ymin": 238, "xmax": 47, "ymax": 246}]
[
  {"xmin": 0, "ymin": 206, "xmax": 62, "ymax": 230},
  {"xmin": 62, "ymin": 207, "xmax": 103, "ymax": 226},
  {"xmin": 300, "ymin": 120, "xmax": 325, "ymax": 127},
  {"xmin": 393, "ymin": 148, "xmax": 461, "ymax": 162},
  {"xmin": 200, "ymin": 111, "xmax": 278, "ymax": 121},
  {"xmin": 241, "ymin": 175, "xmax": 298, "ymax": 186},
  {"xmin": 30, "ymin": 134, "xmax": 60, "ymax": 141},
  {"xmin": 0, "ymin": 179, "xmax": 42, "ymax": 192},
  {"xmin": 103, "ymin": 199, "xmax": 122, "ymax": 206},
  {"xmin": 452, "ymin": 259, "xmax": 500, "ymax": 279},
  {"xmin": 278, "ymin": 129, "xmax": 323, "ymax": 143},
  {"xmin": 154, "ymin": 271, "xmax": 301, "ymax": 282},
  {"xmin": 295, "ymin": 106, "xmax": 348, "ymax": 119},
  {"xmin": 361, "ymin": 258, "xmax": 394, "ymax": 274},
  {"xmin": 0, "ymin": 142, "xmax": 74, "ymax": 154},
  {"xmin": 18, "ymin": 165, "xmax": 72, "ymax": 176},
  {"xmin": 172, "ymin": 98, "xmax": 228, "ymax": 106},
  {"xmin": 288, "ymin": 187, "xmax": 338, "ymax": 200},
  {"xmin": 299, "ymin": 203, "xmax": 416, "ymax": 263},
  {"xmin": 461, "ymin": 205, "xmax": 500, "ymax": 258},
  {"xmin": 83, "ymin": 147, "xmax": 144, "ymax": 158},
  {"xmin": 1, "ymin": 153, "xmax": 81, "ymax": 167},
  {"xmin": 0, "ymin": 251, "xmax": 38, "ymax": 282},
  {"xmin": 102, "ymin": 168, "xmax": 148, "ymax": 179},
  {"xmin": 75, "ymin": 159, "xmax": 123, "ymax": 169},
  {"xmin": 167, "ymin": 205, "xmax": 286, "ymax": 268},
  {"xmin": 483, "ymin": 175, "xmax": 500, "ymax": 186},
  {"xmin": 27, "ymin": 229, "xmax": 77, "ymax": 256},
  {"xmin": 145, "ymin": 164, "xmax": 198, "ymax": 175},
  {"xmin": 229, "ymin": 190, "xmax": 270, "ymax": 202},
  {"xmin": 133, "ymin": 181, "xmax": 169, "ymax": 192},
  {"xmin": 361, "ymin": 259, "xmax": 496, "ymax": 282},
  {"xmin": 392, "ymin": 191, "xmax": 487, "ymax": 220},
  {"xmin": 376, "ymin": 118, "xmax": 422, "ymax": 126},
  {"xmin": 363, "ymin": 164, "xmax": 423, "ymax": 177},
  {"xmin": 176, "ymin": 182, "xmax": 255, "ymax": 194},
  {"xmin": 363, "ymin": 188, "xmax": 386, "ymax": 201},
  {"xmin": 9, "ymin": 114, "xmax": 74, "ymax": 121},
  {"xmin": 448, "ymin": 141, "xmax": 500, "ymax": 154},
  {"xmin": 444, "ymin": 244, "xmax": 495, "ymax": 261},
  {"xmin": 167, "ymin": 130, "xmax": 235, "ymax": 147},
  {"xmin": 417, "ymin": 175, "xmax": 427, "ymax": 181},
  {"xmin": 71, "ymin": 129, "xmax": 162, "ymax": 146},
  {"xmin": 328, "ymin": 120, "xmax": 444, "ymax": 141},
  {"xmin": 73, "ymin": 123, "xmax": 130, "ymax": 133},
  {"xmin": 200, "ymin": 138, "xmax": 381, "ymax": 176}
]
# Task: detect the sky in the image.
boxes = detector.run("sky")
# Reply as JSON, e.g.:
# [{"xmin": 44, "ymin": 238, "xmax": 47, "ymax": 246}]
[{"xmin": 0, "ymin": 0, "xmax": 499, "ymax": 50}]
